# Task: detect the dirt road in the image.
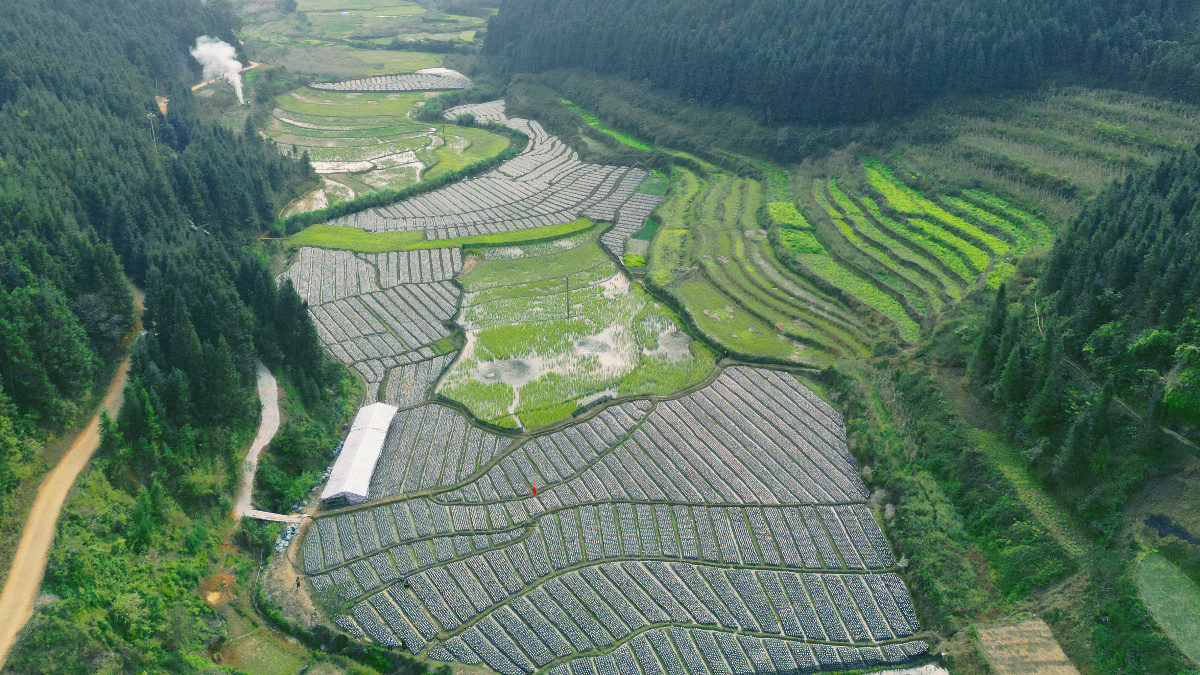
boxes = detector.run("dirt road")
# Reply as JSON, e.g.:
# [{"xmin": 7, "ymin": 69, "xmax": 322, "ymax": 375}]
[
  {"xmin": 0, "ymin": 287, "xmax": 143, "ymax": 668},
  {"xmin": 0, "ymin": 357, "xmax": 132, "ymax": 666}
]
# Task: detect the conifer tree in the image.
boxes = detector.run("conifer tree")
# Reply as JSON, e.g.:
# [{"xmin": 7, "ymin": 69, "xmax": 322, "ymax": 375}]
[{"xmin": 969, "ymin": 283, "xmax": 1007, "ymax": 382}]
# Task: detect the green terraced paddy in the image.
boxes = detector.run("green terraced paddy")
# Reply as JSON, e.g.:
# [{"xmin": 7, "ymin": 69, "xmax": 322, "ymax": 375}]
[
  {"xmin": 268, "ymin": 87, "xmax": 508, "ymax": 198},
  {"xmin": 647, "ymin": 169, "xmax": 873, "ymax": 361}
]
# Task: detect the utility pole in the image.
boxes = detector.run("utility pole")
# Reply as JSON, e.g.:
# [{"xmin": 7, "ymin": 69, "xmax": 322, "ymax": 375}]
[{"xmin": 145, "ymin": 112, "xmax": 157, "ymax": 148}]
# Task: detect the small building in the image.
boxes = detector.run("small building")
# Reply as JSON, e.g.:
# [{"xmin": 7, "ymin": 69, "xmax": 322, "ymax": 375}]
[{"xmin": 320, "ymin": 402, "xmax": 398, "ymax": 504}]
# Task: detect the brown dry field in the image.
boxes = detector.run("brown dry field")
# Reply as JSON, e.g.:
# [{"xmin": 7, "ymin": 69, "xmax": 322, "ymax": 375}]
[{"xmin": 977, "ymin": 618, "xmax": 1080, "ymax": 675}]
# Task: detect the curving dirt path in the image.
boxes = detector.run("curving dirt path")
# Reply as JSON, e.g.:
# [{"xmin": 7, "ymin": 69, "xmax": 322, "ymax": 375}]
[
  {"xmin": 0, "ymin": 306, "xmax": 140, "ymax": 666},
  {"xmin": 234, "ymin": 363, "xmax": 302, "ymax": 523}
]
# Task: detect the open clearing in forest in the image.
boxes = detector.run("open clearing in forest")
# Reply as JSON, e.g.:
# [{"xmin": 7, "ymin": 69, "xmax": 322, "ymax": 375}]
[{"xmin": 1137, "ymin": 553, "xmax": 1200, "ymax": 665}]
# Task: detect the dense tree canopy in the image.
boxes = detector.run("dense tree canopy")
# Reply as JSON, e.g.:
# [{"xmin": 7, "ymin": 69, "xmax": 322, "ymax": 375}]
[
  {"xmin": 0, "ymin": 0, "xmax": 323, "ymax": 428},
  {"xmin": 0, "ymin": 0, "xmax": 340, "ymax": 667},
  {"xmin": 969, "ymin": 144, "xmax": 1200, "ymax": 532},
  {"xmin": 485, "ymin": 0, "xmax": 1200, "ymax": 123}
]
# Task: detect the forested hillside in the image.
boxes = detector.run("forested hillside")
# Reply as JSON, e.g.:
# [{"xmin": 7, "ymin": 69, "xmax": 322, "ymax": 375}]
[
  {"xmin": 0, "ymin": 0, "xmax": 319, "ymax": 447},
  {"xmin": 0, "ymin": 0, "xmax": 345, "ymax": 669},
  {"xmin": 485, "ymin": 0, "xmax": 1200, "ymax": 123},
  {"xmin": 969, "ymin": 147, "xmax": 1200, "ymax": 527}
]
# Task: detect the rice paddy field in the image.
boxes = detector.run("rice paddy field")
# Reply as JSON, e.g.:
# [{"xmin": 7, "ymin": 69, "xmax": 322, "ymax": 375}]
[{"xmin": 436, "ymin": 231, "xmax": 715, "ymax": 430}]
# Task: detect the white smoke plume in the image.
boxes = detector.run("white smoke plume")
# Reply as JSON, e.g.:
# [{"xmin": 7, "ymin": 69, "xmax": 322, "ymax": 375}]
[{"xmin": 190, "ymin": 36, "xmax": 243, "ymax": 103}]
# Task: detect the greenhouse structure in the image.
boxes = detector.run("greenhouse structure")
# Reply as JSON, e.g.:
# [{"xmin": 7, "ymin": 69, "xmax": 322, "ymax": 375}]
[{"xmin": 320, "ymin": 402, "xmax": 399, "ymax": 504}]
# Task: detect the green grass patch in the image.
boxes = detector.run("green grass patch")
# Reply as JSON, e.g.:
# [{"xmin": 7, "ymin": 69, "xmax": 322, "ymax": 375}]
[
  {"xmin": 631, "ymin": 216, "xmax": 660, "ymax": 241},
  {"xmin": 827, "ymin": 179, "xmax": 962, "ymax": 299},
  {"xmin": 796, "ymin": 250, "xmax": 921, "ymax": 343},
  {"xmin": 767, "ymin": 202, "xmax": 809, "ymax": 229},
  {"xmin": 863, "ymin": 157, "xmax": 1010, "ymax": 256},
  {"xmin": 1137, "ymin": 553, "xmax": 1200, "ymax": 665},
  {"xmin": 859, "ymin": 194, "xmax": 977, "ymax": 283},
  {"xmin": 438, "ymin": 234, "xmax": 714, "ymax": 428},
  {"xmin": 961, "ymin": 189, "xmax": 1057, "ymax": 242},
  {"xmin": 964, "ymin": 427, "xmax": 1090, "ymax": 558},
  {"xmin": 421, "ymin": 126, "xmax": 510, "ymax": 180},
  {"xmin": 821, "ymin": 180, "xmax": 943, "ymax": 314},
  {"xmin": 428, "ymin": 335, "xmax": 457, "ymax": 355},
  {"xmin": 289, "ymin": 225, "xmax": 424, "ymax": 252},
  {"xmin": 560, "ymin": 99, "xmax": 653, "ymax": 151},
  {"xmin": 673, "ymin": 278, "xmax": 799, "ymax": 359},
  {"xmin": 635, "ymin": 173, "xmax": 669, "ymax": 195},
  {"xmin": 407, "ymin": 218, "xmax": 597, "ymax": 250},
  {"xmin": 623, "ymin": 254, "xmax": 646, "ymax": 267},
  {"xmin": 290, "ymin": 219, "xmax": 598, "ymax": 252},
  {"xmin": 779, "ymin": 228, "xmax": 825, "ymax": 255}
]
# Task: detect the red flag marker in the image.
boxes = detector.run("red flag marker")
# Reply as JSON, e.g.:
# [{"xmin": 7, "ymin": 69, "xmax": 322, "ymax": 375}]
[{"xmin": 532, "ymin": 485, "xmax": 537, "ymax": 495}]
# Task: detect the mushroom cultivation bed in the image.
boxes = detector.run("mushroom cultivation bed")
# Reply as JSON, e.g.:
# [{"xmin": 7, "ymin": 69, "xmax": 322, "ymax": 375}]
[
  {"xmin": 302, "ymin": 367, "xmax": 929, "ymax": 674},
  {"xmin": 286, "ymin": 101, "xmax": 927, "ymax": 674},
  {"xmin": 312, "ymin": 70, "xmax": 473, "ymax": 93},
  {"xmin": 321, "ymin": 102, "xmax": 661, "ymax": 246},
  {"xmin": 280, "ymin": 102, "xmax": 664, "ymax": 403}
]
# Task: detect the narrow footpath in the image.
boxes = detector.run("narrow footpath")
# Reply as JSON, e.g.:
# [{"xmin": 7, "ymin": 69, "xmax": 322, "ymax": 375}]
[{"xmin": 234, "ymin": 362, "xmax": 302, "ymax": 523}]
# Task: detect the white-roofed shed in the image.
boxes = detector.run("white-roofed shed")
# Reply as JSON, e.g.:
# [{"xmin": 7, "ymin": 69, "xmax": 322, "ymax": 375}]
[{"xmin": 320, "ymin": 402, "xmax": 398, "ymax": 504}]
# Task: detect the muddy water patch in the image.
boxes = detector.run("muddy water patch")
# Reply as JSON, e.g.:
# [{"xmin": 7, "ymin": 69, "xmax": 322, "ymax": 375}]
[{"xmin": 474, "ymin": 357, "xmax": 545, "ymax": 387}]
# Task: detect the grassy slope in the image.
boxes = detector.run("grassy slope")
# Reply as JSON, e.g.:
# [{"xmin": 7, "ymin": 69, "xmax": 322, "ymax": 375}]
[
  {"xmin": 422, "ymin": 126, "xmax": 513, "ymax": 180},
  {"xmin": 1138, "ymin": 553, "xmax": 1200, "ymax": 666},
  {"xmin": 561, "ymin": 99, "xmax": 653, "ymax": 151},
  {"xmin": 963, "ymin": 425, "xmax": 1091, "ymax": 559}
]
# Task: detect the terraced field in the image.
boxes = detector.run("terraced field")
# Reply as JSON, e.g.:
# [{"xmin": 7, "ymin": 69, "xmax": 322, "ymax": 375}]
[
  {"xmin": 281, "ymin": 99, "xmax": 930, "ymax": 674},
  {"xmin": 628, "ymin": 88, "xmax": 1200, "ymax": 360},
  {"xmin": 281, "ymin": 101, "xmax": 682, "ymax": 408},
  {"xmin": 234, "ymin": 0, "xmax": 486, "ymax": 79},
  {"xmin": 304, "ymin": 366, "xmax": 930, "ymax": 674},
  {"xmin": 639, "ymin": 160, "xmax": 1049, "ymax": 353},
  {"xmin": 775, "ymin": 158, "xmax": 1051, "ymax": 341},
  {"xmin": 645, "ymin": 169, "xmax": 870, "ymax": 365},
  {"xmin": 272, "ymin": 87, "xmax": 509, "ymax": 208}
]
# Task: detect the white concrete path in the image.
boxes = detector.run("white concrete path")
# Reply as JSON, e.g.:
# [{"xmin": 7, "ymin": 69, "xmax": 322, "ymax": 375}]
[{"xmin": 234, "ymin": 363, "xmax": 303, "ymax": 523}]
